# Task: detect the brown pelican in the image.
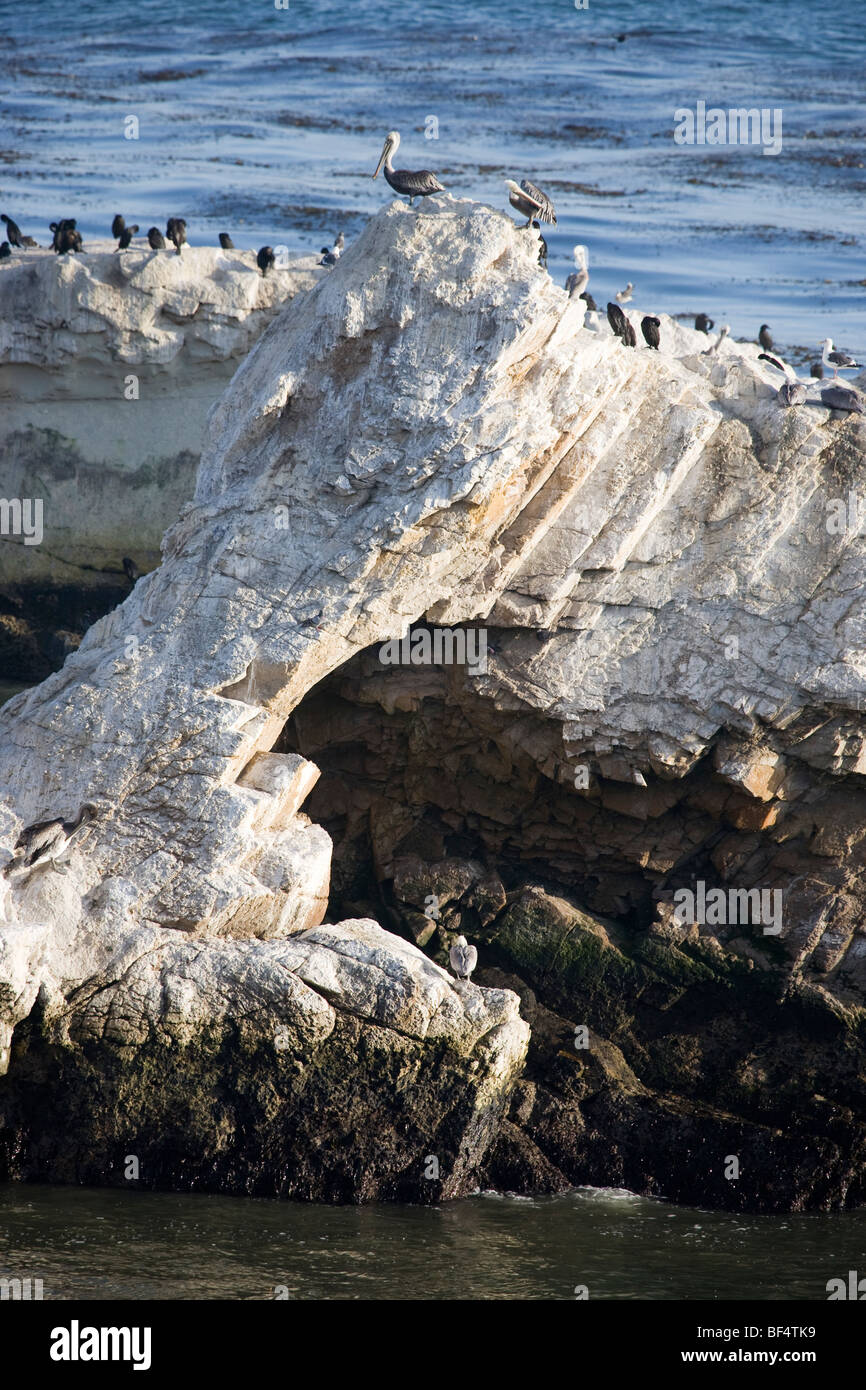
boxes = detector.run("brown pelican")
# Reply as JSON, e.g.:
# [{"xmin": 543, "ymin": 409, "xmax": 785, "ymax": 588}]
[
  {"xmin": 373, "ymin": 131, "xmax": 445, "ymax": 206},
  {"xmin": 218, "ymin": 232, "xmax": 235, "ymax": 250},
  {"xmin": 0, "ymin": 214, "xmax": 24, "ymax": 248},
  {"xmin": 758, "ymin": 324, "xmax": 773, "ymax": 351},
  {"xmin": 504, "ymin": 179, "xmax": 556, "ymax": 227},
  {"xmin": 819, "ymin": 338, "xmax": 860, "ymax": 378},
  {"xmin": 117, "ymin": 224, "xmax": 139, "ymax": 249},
  {"xmin": 703, "ymin": 324, "xmax": 729, "ymax": 356},
  {"xmin": 695, "ymin": 313, "xmax": 714, "ymax": 334},
  {"xmin": 256, "ymin": 245, "xmax": 275, "ymax": 276},
  {"xmin": 615, "ymin": 282, "xmax": 634, "ymax": 305},
  {"xmin": 4, "ymin": 803, "xmax": 99, "ymax": 879},
  {"xmin": 147, "ymin": 227, "xmax": 166, "ymax": 250},
  {"xmin": 565, "ymin": 244, "xmax": 589, "ymax": 298},
  {"xmin": 821, "ymin": 384, "xmax": 864, "ymax": 414},
  {"xmin": 641, "ymin": 315, "xmax": 661, "ymax": 350},
  {"xmin": 449, "ymin": 935, "xmax": 478, "ymax": 981}
]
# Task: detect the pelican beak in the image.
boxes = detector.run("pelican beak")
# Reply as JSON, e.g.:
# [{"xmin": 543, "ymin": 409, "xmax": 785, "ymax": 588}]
[{"xmin": 373, "ymin": 142, "xmax": 389, "ymax": 179}]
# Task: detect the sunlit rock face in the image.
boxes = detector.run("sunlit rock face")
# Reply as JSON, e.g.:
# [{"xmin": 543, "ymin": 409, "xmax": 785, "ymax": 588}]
[{"xmin": 0, "ymin": 200, "xmax": 864, "ymax": 1208}]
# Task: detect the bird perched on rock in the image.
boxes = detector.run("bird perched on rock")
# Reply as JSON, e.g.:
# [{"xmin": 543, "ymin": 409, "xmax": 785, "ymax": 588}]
[
  {"xmin": 695, "ymin": 313, "xmax": 714, "ymax": 334},
  {"xmin": 565, "ymin": 244, "xmax": 589, "ymax": 298},
  {"xmin": 111, "ymin": 214, "xmax": 126, "ymax": 239},
  {"xmin": 21, "ymin": 236, "xmax": 37, "ymax": 247},
  {"xmin": 4, "ymin": 803, "xmax": 99, "ymax": 879},
  {"xmin": 580, "ymin": 290, "xmax": 598, "ymax": 312},
  {"xmin": 218, "ymin": 232, "xmax": 235, "ymax": 249},
  {"xmin": 122, "ymin": 556, "xmax": 140, "ymax": 585},
  {"xmin": 759, "ymin": 352, "xmax": 808, "ymax": 407},
  {"xmin": 0, "ymin": 214, "xmax": 24, "ymax": 248},
  {"xmin": 504, "ymin": 178, "xmax": 557, "ymax": 227},
  {"xmin": 117, "ymin": 224, "xmax": 139, "ymax": 249},
  {"xmin": 810, "ymin": 362, "xmax": 824, "ymax": 379},
  {"xmin": 147, "ymin": 226, "xmax": 166, "ymax": 250},
  {"xmin": 0, "ymin": 242, "xmax": 10, "ymax": 260},
  {"xmin": 318, "ymin": 232, "xmax": 344, "ymax": 266},
  {"xmin": 449, "ymin": 935, "xmax": 478, "ymax": 981},
  {"xmin": 257, "ymin": 245, "xmax": 276, "ymax": 276},
  {"xmin": 606, "ymin": 300, "xmax": 628, "ymax": 340},
  {"xmin": 703, "ymin": 324, "xmax": 729, "ymax": 356},
  {"xmin": 50, "ymin": 219, "xmax": 77, "ymax": 251},
  {"xmin": 819, "ymin": 337, "xmax": 860, "ymax": 379},
  {"xmin": 821, "ymin": 385, "xmax": 864, "ymax": 414},
  {"xmin": 641, "ymin": 315, "xmax": 661, "ymax": 350},
  {"xmin": 53, "ymin": 221, "xmax": 83, "ymax": 254},
  {"xmin": 373, "ymin": 129, "xmax": 445, "ymax": 206},
  {"xmin": 531, "ymin": 220, "xmax": 548, "ymax": 268},
  {"xmin": 615, "ymin": 281, "xmax": 634, "ymax": 304},
  {"xmin": 166, "ymin": 217, "xmax": 187, "ymax": 255},
  {"xmin": 758, "ymin": 324, "xmax": 773, "ymax": 351}
]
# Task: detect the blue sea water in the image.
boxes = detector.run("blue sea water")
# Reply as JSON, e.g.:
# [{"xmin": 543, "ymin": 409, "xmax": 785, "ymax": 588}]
[{"xmin": 0, "ymin": 0, "xmax": 863, "ymax": 362}]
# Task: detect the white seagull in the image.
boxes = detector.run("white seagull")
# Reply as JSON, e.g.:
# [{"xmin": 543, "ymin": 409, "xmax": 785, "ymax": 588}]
[
  {"xmin": 449, "ymin": 935, "xmax": 478, "ymax": 981},
  {"xmin": 615, "ymin": 281, "xmax": 634, "ymax": 304},
  {"xmin": 819, "ymin": 338, "xmax": 860, "ymax": 379}
]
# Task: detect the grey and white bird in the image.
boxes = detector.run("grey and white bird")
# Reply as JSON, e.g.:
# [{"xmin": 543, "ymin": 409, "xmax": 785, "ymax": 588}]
[
  {"xmin": 449, "ymin": 934, "xmax": 478, "ymax": 981},
  {"xmin": 615, "ymin": 281, "xmax": 634, "ymax": 305},
  {"xmin": 504, "ymin": 178, "xmax": 556, "ymax": 227},
  {"xmin": 565, "ymin": 244, "xmax": 589, "ymax": 299},
  {"xmin": 819, "ymin": 338, "xmax": 860, "ymax": 379},
  {"xmin": 821, "ymin": 384, "xmax": 864, "ymax": 414},
  {"xmin": 373, "ymin": 130, "xmax": 446, "ymax": 206},
  {"xmin": 4, "ymin": 803, "xmax": 99, "ymax": 879},
  {"xmin": 318, "ymin": 234, "xmax": 343, "ymax": 267},
  {"xmin": 758, "ymin": 352, "xmax": 807, "ymax": 406}
]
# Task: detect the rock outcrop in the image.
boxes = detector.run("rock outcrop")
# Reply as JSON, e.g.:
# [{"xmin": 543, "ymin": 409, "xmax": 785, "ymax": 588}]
[
  {"xmin": 0, "ymin": 199, "xmax": 864, "ymax": 1208},
  {"xmin": 0, "ymin": 243, "xmax": 321, "ymax": 680}
]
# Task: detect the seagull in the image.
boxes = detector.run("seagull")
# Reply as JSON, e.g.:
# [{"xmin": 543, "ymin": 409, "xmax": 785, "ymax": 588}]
[
  {"xmin": 218, "ymin": 232, "xmax": 235, "ymax": 250},
  {"xmin": 565, "ymin": 244, "xmax": 589, "ymax": 298},
  {"xmin": 4, "ymin": 803, "xmax": 99, "ymax": 880},
  {"xmin": 449, "ymin": 935, "xmax": 478, "ymax": 981},
  {"xmin": 615, "ymin": 282, "xmax": 634, "ymax": 305},
  {"xmin": 504, "ymin": 178, "xmax": 556, "ymax": 227},
  {"xmin": 819, "ymin": 338, "xmax": 860, "ymax": 379},
  {"xmin": 373, "ymin": 130, "xmax": 445, "ymax": 206},
  {"xmin": 256, "ymin": 245, "xmax": 276, "ymax": 276},
  {"xmin": 821, "ymin": 385, "xmax": 864, "ymax": 414},
  {"xmin": 703, "ymin": 324, "xmax": 729, "ymax": 356},
  {"xmin": 641, "ymin": 315, "xmax": 661, "ymax": 350},
  {"xmin": 758, "ymin": 324, "xmax": 773, "ymax": 351},
  {"xmin": 695, "ymin": 313, "xmax": 714, "ymax": 334}
]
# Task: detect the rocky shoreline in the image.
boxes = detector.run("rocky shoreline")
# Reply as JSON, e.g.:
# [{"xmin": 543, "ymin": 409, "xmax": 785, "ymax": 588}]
[{"xmin": 1, "ymin": 200, "xmax": 865, "ymax": 1210}]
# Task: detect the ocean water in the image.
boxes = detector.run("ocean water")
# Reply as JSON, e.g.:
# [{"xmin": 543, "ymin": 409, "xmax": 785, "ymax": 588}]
[
  {"xmin": 2, "ymin": 1183, "xmax": 865, "ymax": 1301},
  {"xmin": 0, "ymin": 0, "xmax": 864, "ymax": 364}
]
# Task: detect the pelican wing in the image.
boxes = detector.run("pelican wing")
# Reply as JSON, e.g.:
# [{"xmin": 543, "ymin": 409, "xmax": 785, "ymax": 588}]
[
  {"xmin": 520, "ymin": 180, "xmax": 556, "ymax": 224},
  {"xmin": 391, "ymin": 168, "xmax": 445, "ymax": 197}
]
